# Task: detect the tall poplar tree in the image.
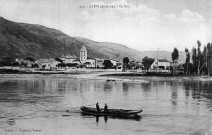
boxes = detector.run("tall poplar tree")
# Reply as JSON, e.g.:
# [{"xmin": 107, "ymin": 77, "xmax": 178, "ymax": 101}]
[
  {"xmin": 192, "ymin": 47, "xmax": 197, "ymax": 73},
  {"xmin": 197, "ymin": 41, "xmax": 202, "ymax": 74},
  {"xmin": 171, "ymin": 47, "xmax": 179, "ymax": 62},
  {"xmin": 185, "ymin": 48, "xmax": 190, "ymax": 74},
  {"xmin": 207, "ymin": 43, "xmax": 212, "ymax": 75}
]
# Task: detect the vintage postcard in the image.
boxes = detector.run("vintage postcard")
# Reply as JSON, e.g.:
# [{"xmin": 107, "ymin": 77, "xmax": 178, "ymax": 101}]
[{"xmin": 0, "ymin": 0, "xmax": 212, "ymax": 135}]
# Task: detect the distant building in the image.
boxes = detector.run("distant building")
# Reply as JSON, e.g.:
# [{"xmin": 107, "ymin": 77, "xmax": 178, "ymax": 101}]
[
  {"xmin": 110, "ymin": 59, "xmax": 117, "ymax": 67},
  {"xmin": 72, "ymin": 59, "xmax": 81, "ymax": 65},
  {"xmin": 151, "ymin": 59, "xmax": 170, "ymax": 70},
  {"xmin": 135, "ymin": 61, "xmax": 143, "ymax": 69},
  {"xmin": 128, "ymin": 61, "xmax": 143, "ymax": 69},
  {"xmin": 84, "ymin": 58, "xmax": 96, "ymax": 68},
  {"xmin": 115, "ymin": 63, "xmax": 123, "ymax": 71},
  {"xmin": 80, "ymin": 45, "xmax": 87, "ymax": 64},
  {"xmin": 60, "ymin": 55, "xmax": 77, "ymax": 64},
  {"xmin": 96, "ymin": 58, "xmax": 104, "ymax": 68},
  {"xmin": 15, "ymin": 58, "xmax": 32, "ymax": 68},
  {"xmin": 37, "ymin": 58, "xmax": 59, "ymax": 70}
]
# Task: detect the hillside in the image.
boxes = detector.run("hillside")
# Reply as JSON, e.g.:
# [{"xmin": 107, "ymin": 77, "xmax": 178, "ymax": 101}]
[{"xmin": 0, "ymin": 17, "xmax": 186, "ymax": 63}]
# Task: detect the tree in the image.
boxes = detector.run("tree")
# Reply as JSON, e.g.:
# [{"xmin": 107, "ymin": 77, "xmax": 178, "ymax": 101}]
[
  {"xmin": 210, "ymin": 43, "xmax": 212, "ymax": 75},
  {"xmin": 201, "ymin": 46, "xmax": 207, "ymax": 74},
  {"xmin": 55, "ymin": 57, "xmax": 63, "ymax": 63},
  {"xmin": 190, "ymin": 41, "xmax": 211, "ymax": 75},
  {"xmin": 171, "ymin": 47, "xmax": 179, "ymax": 62},
  {"xmin": 185, "ymin": 48, "xmax": 190, "ymax": 75},
  {"xmin": 171, "ymin": 47, "xmax": 179, "ymax": 75},
  {"xmin": 58, "ymin": 63, "xmax": 66, "ymax": 68},
  {"xmin": 195, "ymin": 41, "xmax": 207, "ymax": 75},
  {"xmin": 66, "ymin": 63, "xmax": 78, "ymax": 67},
  {"xmin": 103, "ymin": 60, "xmax": 113, "ymax": 69},
  {"xmin": 31, "ymin": 63, "xmax": 39, "ymax": 68},
  {"xmin": 25, "ymin": 57, "xmax": 35, "ymax": 62},
  {"xmin": 123, "ymin": 57, "xmax": 129, "ymax": 69},
  {"xmin": 197, "ymin": 41, "xmax": 202, "ymax": 75},
  {"xmin": 11, "ymin": 62, "xmax": 20, "ymax": 67},
  {"xmin": 21, "ymin": 61, "xmax": 27, "ymax": 68},
  {"xmin": 207, "ymin": 43, "xmax": 212, "ymax": 75},
  {"xmin": 192, "ymin": 47, "xmax": 197, "ymax": 73},
  {"xmin": 142, "ymin": 56, "xmax": 154, "ymax": 71},
  {"xmin": 0, "ymin": 57, "xmax": 15, "ymax": 66}
]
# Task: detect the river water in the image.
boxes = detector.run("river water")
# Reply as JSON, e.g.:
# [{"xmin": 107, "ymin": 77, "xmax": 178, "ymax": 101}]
[{"xmin": 0, "ymin": 75, "xmax": 212, "ymax": 135}]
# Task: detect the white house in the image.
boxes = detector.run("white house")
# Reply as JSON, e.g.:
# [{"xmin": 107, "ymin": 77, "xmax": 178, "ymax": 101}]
[
  {"xmin": 96, "ymin": 58, "xmax": 104, "ymax": 68},
  {"xmin": 151, "ymin": 59, "xmax": 170, "ymax": 70},
  {"xmin": 110, "ymin": 59, "xmax": 117, "ymax": 67},
  {"xmin": 84, "ymin": 58, "xmax": 96, "ymax": 68},
  {"xmin": 60, "ymin": 55, "xmax": 77, "ymax": 64},
  {"xmin": 72, "ymin": 59, "xmax": 81, "ymax": 65},
  {"xmin": 37, "ymin": 58, "xmax": 59, "ymax": 70},
  {"xmin": 115, "ymin": 63, "xmax": 123, "ymax": 71}
]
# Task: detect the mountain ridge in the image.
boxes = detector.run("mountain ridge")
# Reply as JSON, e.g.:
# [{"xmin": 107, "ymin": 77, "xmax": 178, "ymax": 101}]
[{"xmin": 0, "ymin": 17, "xmax": 186, "ymax": 63}]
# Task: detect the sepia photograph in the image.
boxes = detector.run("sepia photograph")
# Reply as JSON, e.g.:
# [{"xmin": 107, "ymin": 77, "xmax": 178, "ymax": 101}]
[{"xmin": 0, "ymin": 0, "xmax": 212, "ymax": 134}]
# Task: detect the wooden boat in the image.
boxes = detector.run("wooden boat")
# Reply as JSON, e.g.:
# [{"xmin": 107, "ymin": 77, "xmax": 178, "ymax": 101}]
[
  {"xmin": 81, "ymin": 112, "xmax": 142, "ymax": 121},
  {"xmin": 80, "ymin": 106, "xmax": 142, "ymax": 117}
]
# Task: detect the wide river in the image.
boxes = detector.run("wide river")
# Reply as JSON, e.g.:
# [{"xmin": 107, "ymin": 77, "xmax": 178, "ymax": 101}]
[{"xmin": 0, "ymin": 75, "xmax": 212, "ymax": 135}]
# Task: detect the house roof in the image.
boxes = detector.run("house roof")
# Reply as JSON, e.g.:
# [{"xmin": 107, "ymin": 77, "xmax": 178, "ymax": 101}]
[
  {"xmin": 66, "ymin": 57, "xmax": 78, "ymax": 59},
  {"xmin": 97, "ymin": 60, "xmax": 103, "ymax": 62},
  {"xmin": 95, "ymin": 58, "xmax": 104, "ymax": 61},
  {"xmin": 116, "ymin": 63, "xmax": 122, "ymax": 67},
  {"xmin": 87, "ymin": 57, "xmax": 96, "ymax": 60},
  {"xmin": 158, "ymin": 59, "xmax": 169, "ymax": 62},
  {"xmin": 73, "ymin": 59, "xmax": 80, "ymax": 62},
  {"xmin": 84, "ymin": 62, "xmax": 91, "ymax": 65},
  {"xmin": 61, "ymin": 55, "xmax": 77, "ymax": 59}
]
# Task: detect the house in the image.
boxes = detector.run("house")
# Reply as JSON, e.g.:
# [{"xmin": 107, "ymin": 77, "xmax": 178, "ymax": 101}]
[
  {"xmin": 150, "ymin": 59, "xmax": 170, "ymax": 70},
  {"xmin": 60, "ymin": 55, "xmax": 77, "ymax": 64},
  {"xmin": 115, "ymin": 63, "xmax": 123, "ymax": 71},
  {"xmin": 135, "ymin": 61, "xmax": 143, "ymax": 69},
  {"xmin": 84, "ymin": 58, "xmax": 96, "ymax": 68},
  {"xmin": 48, "ymin": 58, "xmax": 59, "ymax": 69},
  {"xmin": 128, "ymin": 61, "xmax": 137, "ymax": 69},
  {"xmin": 15, "ymin": 58, "xmax": 33, "ymax": 68},
  {"xmin": 37, "ymin": 59, "xmax": 48, "ymax": 68},
  {"xmin": 72, "ymin": 59, "xmax": 81, "ymax": 65},
  {"xmin": 37, "ymin": 58, "xmax": 59, "ymax": 70},
  {"xmin": 96, "ymin": 58, "xmax": 104, "ymax": 68},
  {"xmin": 110, "ymin": 59, "xmax": 117, "ymax": 67}
]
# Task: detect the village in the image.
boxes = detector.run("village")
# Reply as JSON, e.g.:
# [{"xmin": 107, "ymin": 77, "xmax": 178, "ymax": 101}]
[{"xmin": 0, "ymin": 45, "xmax": 183, "ymax": 75}]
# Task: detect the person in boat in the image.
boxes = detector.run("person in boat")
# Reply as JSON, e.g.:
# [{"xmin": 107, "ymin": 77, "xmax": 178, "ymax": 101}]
[
  {"xmin": 104, "ymin": 103, "xmax": 108, "ymax": 112},
  {"xmin": 96, "ymin": 102, "xmax": 100, "ymax": 112}
]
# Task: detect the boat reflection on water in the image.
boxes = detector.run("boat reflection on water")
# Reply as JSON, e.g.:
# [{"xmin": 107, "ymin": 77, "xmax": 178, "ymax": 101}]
[{"xmin": 81, "ymin": 113, "xmax": 142, "ymax": 123}]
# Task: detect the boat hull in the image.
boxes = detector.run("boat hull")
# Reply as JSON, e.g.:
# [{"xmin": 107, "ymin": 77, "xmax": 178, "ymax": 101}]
[{"xmin": 80, "ymin": 106, "xmax": 142, "ymax": 117}]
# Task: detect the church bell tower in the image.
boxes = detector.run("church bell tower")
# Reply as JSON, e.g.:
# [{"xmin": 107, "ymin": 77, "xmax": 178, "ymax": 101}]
[{"xmin": 80, "ymin": 45, "xmax": 87, "ymax": 64}]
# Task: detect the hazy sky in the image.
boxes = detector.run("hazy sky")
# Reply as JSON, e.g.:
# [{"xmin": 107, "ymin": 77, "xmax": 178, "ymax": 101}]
[{"xmin": 0, "ymin": 0, "xmax": 212, "ymax": 52}]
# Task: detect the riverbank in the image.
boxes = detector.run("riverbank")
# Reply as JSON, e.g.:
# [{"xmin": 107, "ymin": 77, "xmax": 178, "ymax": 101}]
[
  {"xmin": 0, "ymin": 71, "xmax": 148, "ymax": 83},
  {"xmin": 0, "ymin": 71, "xmax": 212, "ymax": 82}
]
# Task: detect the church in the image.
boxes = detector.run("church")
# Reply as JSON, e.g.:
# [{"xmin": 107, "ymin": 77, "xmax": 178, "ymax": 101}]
[
  {"xmin": 80, "ymin": 45, "xmax": 87, "ymax": 64},
  {"xmin": 80, "ymin": 45, "xmax": 96, "ymax": 68}
]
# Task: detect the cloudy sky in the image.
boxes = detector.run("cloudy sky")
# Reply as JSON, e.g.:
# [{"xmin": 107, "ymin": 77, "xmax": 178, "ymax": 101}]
[{"xmin": 0, "ymin": 0, "xmax": 212, "ymax": 52}]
